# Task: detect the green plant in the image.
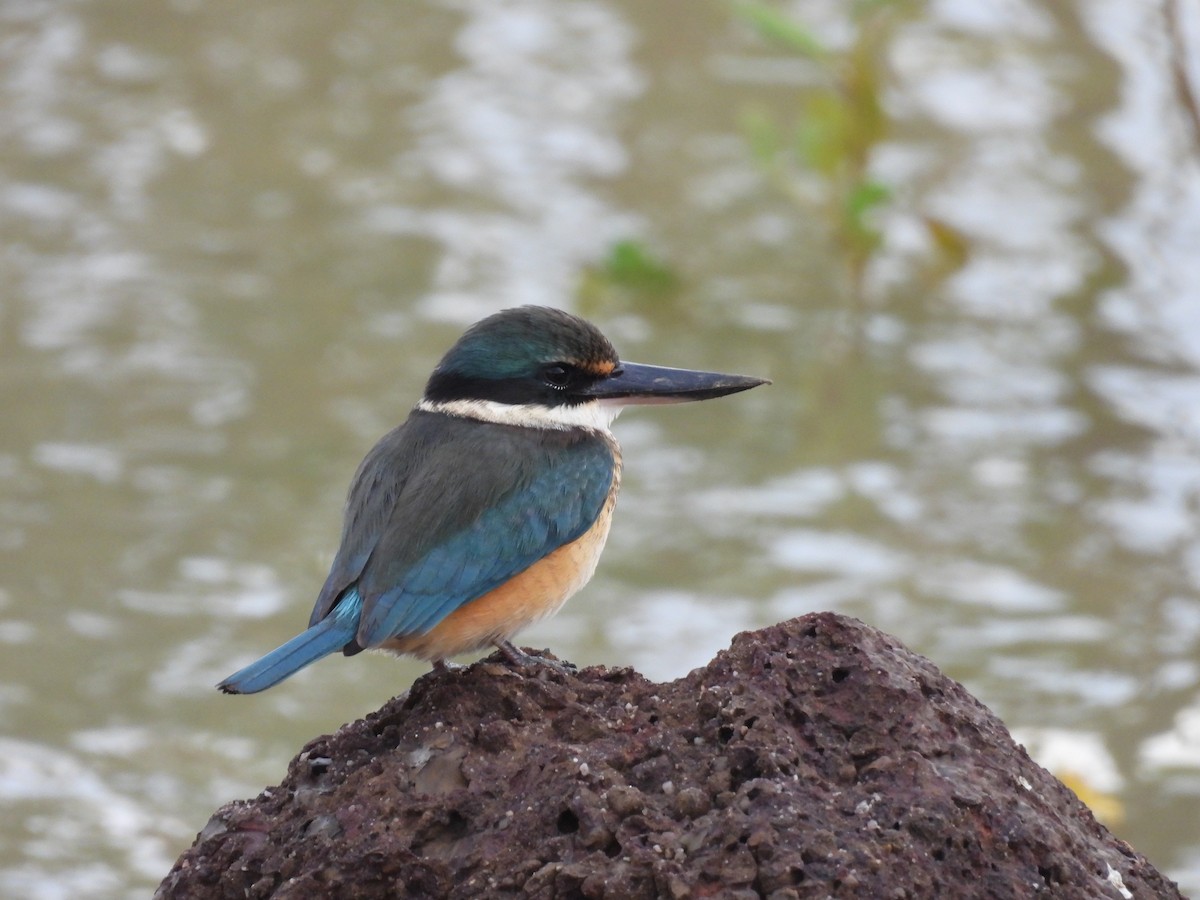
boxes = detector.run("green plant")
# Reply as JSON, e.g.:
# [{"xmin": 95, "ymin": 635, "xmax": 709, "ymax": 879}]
[{"xmin": 733, "ymin": 0, "xmax": 910, "ymax": 295}]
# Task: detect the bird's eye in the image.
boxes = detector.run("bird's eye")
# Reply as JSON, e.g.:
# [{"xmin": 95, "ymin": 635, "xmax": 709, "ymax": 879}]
[{"xmin": 543, "ymin": 364, "xmax": 572, "ymax": 388}]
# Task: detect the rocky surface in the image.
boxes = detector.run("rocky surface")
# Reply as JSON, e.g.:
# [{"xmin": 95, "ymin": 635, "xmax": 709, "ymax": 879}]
[{"xmin": 158, "ymin": 614, "xmax": 1182, "ymax": 899}]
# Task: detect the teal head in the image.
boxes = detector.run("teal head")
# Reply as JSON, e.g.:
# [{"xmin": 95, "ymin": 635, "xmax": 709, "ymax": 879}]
[{"xmin": 422, "ymin": 306, "xmax": 768, "ymax": 424}]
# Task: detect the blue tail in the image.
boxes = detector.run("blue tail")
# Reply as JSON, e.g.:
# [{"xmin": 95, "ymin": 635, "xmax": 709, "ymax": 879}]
[{"xmin": 218, "ymin": 595, "xmax": 361, "ymax": 694}]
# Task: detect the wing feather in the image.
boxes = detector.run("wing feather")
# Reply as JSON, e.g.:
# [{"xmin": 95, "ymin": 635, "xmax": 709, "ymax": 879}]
[{"xmin": 306, "ymin": 409, "xmax": 615, "ymax": 649}]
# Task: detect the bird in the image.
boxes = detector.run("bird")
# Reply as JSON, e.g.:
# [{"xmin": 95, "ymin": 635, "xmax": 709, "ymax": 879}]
[{"xmin": 218, "ymin": 306, "xmax": 768, "ymax": 694}]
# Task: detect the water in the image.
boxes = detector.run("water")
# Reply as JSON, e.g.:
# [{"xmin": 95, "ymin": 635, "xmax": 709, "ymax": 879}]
[{"xmin": 2, "ymin": 0, "xmax": 1200, "ymax": 895}]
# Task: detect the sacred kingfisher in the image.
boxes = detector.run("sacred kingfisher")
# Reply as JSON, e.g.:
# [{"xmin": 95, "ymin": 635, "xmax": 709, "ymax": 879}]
[{"xmin": 219, "ymin": 306, "xmax": 768, "ymax": 694}]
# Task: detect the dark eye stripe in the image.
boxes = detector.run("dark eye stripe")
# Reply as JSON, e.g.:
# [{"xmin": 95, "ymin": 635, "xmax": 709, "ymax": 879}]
[{"xmin": 543, "ymin": 364, "xmax": 572, "ymax": 388}]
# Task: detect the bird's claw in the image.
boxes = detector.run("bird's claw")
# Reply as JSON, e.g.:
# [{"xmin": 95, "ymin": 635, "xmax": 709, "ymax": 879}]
[{"xmin": 494, "ymin": 640, "xmax": 577, "ymax": 673}]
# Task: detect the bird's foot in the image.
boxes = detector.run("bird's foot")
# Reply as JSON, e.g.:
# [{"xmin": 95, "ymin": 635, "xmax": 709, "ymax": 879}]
[{"xmin": 494, "ymin": 640, "xmax": 577, "ymax": 673}]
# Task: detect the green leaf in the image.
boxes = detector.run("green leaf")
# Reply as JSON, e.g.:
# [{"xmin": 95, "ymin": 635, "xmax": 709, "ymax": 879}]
[
  {"xmin": 844, "ymin": 179, "xmax": 890, "ymax": 248},
  {"xmin": 732, "ymin": 2, "xmax": 827, "ymax": 59},
  {"xmin": 796, "ymin": 93, "xmax": 851, "ymax": 175},
  {"xmin": 847, "ymin": 179, "xmax": 890, "ymax": 220},
  {"xmin": 602, "ymin": 240, "xmax": 678, "ymax": 291}
]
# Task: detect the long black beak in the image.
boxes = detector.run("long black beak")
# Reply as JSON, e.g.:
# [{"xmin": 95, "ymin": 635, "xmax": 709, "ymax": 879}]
[{"xmin": 580, "ymin": 361, "xmax": 770, "ymax": 404}]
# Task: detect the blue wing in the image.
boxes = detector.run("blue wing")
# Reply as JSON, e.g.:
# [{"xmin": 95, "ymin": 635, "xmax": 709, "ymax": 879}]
[
  {"xmin": 312, "ymin": 409, "xmax": 615, "ymax": 650},
  {"xmin": 354, "ymin": 439, "xmax": 614, "ymax": 646}
]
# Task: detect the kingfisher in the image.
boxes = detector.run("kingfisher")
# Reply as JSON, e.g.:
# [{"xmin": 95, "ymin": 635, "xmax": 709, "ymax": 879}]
[{"xmin": 218, "ymin": 306, "xmax": 768, "ymax": 694}]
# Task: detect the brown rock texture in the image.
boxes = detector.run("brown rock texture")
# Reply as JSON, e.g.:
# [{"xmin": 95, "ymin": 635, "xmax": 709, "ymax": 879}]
[{"xmin": 158, "ymin": 613, "xmax": 1183, "ymax": 899}]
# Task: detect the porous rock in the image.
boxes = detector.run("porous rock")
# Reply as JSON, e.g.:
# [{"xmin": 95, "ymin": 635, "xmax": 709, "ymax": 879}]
[{"xmin": 157, "ymin": 613, "xmax": 1182, "ymax": 899}]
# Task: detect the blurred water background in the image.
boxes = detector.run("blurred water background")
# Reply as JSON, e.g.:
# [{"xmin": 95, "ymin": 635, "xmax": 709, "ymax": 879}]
[{"xmin": 3, "ymin": 0, "xmax": 1200, "ymax": 895}]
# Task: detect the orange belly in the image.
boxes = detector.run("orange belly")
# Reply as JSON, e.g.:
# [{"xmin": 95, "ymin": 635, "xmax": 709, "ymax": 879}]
[{"xmin": 380, "ymin": 489, "xmax": 616, "ymax": 661}]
